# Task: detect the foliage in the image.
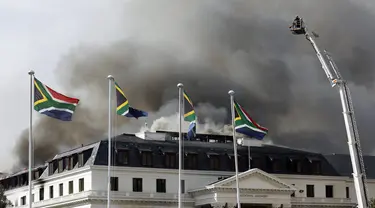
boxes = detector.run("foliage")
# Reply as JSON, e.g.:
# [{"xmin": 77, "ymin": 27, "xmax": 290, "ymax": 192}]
[
  {"xmin": 0, "ymin": 185, "xmax": 11, "ymax": 208},
  {"xmin": 370, "ymin": 198, "xmax": 375, "ymax": 208}
]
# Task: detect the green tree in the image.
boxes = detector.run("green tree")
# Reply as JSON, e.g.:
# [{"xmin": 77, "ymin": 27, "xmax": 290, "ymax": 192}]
[
  {"xmin": 370, "ymin": 198, "xmax": 375, "ymax": 208},
  {"xmin": 0, "ymin": 185, "xmax": 11, "ymax": 208}
]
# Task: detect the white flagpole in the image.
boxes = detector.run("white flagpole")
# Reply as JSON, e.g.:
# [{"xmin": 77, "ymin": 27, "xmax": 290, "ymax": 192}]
[
  {"xmin": 28, "ymin": 70, "xmax": 34, "ymax": 208},
  {"xmin": 177, "ymin": 83, "xmax": 183, "ymax": 208},
  {"xmin": 229, "ymin": 90, "xmax": 241, "ymax": 208},
  {"xmin": 248, "ymin": 146, "xmax": 251, "ymax": 170},
  {"xmin": 107, "ymin": 75, "xmax": 114, "ymax": 208}
]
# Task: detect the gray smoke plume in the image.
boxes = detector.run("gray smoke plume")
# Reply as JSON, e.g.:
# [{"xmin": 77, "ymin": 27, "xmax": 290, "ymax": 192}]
[{"xmin": 14, "ymin": 0, "xmax": 375, "ymax": 167}]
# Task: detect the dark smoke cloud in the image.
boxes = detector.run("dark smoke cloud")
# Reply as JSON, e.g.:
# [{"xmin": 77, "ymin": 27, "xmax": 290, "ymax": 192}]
[{"xmin": 14, "ymin": 0, "xmax": 375, "ymax": 167}]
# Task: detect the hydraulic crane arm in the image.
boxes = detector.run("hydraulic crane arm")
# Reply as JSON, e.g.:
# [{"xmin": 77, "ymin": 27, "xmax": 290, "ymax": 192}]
[{"xmin": 290, "ymin": 17, "xmax": 369, "ymax": 208}]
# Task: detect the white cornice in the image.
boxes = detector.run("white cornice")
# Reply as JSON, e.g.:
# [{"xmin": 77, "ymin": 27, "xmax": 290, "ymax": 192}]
[
  {"xmin": 90, "ymin": 165, "xmax": 235, "ymax": 176},
  {"xmin": 275, "ymin": 174, "xmax": 351, "ymax": 181},
  {"xmin": 277, "ymin": 173, "xmax": 375, "ymax": 184},
  {"xmin": 39, "ymin": 166, "xmax": 91, "ymax": 182},
  {"xmin": 191, "ymin": 186, "xmax": 294, "ymax": 194},
  {"xmin": 206, "ymin": 168, "xmax": 296, "ymax": 190},
  {"xmin": 5, "ymin": 166, "xmax": 91, "ymax": 194}
]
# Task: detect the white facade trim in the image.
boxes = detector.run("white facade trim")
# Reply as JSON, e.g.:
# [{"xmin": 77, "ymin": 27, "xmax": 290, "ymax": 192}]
[
  {"xmin": 4, "ymin": 165, "xmax": 369, "ymax": 208},
  {"xmin": 207, "ymin": 168, "xmax": 296, "ymax": 190},
  {"xmin": 90, "ymin": 165, "xmax": 235, "ymax": 176}
]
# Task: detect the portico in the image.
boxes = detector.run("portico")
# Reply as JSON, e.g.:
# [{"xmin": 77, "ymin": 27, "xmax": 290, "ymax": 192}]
[{"xmin": 189, "ymin": 168, "xmax": 295, "ymax": 208}]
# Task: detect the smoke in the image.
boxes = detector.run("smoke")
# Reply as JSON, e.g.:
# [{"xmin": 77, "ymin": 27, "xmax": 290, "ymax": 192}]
[
  {"xmin": 147, "ymin": 103, "xmax": 233, "ymax": 135},
  {"xmin": 13, "ymin": 0, "xmax": 375, "ymax": 167}
]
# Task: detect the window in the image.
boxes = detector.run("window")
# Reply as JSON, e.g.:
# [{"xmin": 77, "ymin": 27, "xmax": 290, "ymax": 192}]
[
  {"xmin": 288, "ymin": 158, "xmax": 302, "ymax": 173},
  {"xmin": 49, "ymin": 185, "xmax": 54, "ymax": 198},
  {"xmin": 70, "ymin": 156, "xmax": 76, "ymax": 169},
  {"xmin": 39, "ymin": 187, "xmax": 44, "ymax": 201},
  {"xmin": 165, "ymin": 153, "xmax": 176, "ymax": 168},
  {"xmin": 306, "ymin": 185, "xmax": 314, "ymax": 197},
  {"xmin": 271, "ymin": 159, "xmax": 283, "ymax": 172},
  {"xmin": 19, "ymin": 174, "xmax": 25, "ymax": 186},
  {"xmin": 79, "ymin": 178, "xmax": 84, "ymax": 192},
  {"xmin": 251, "ymin": 157, "xmax": 263, "ymax": 169},
  {"xmin": 312, "ymin": 161, "xmax": 321, "ymax": 174},
  {"xmin": 156, "ymin": 179, "xmax": 166, "ymax": 193},
  {"xmin": 346, "ymin": 187, "xmax": 350, "ymax": 198},
  {"xmin": 58, "ymin": 159, "xmax": 64, "ymax": 173},
  {"xmin": 185, "ymin": 153, "xmax": 198, "ymax": 169},
  {"xmin": 65, "ymin": 157, "xmax": 71, "ymax": 170},
  {"xmin": 117, "ymin": 149, "xmax": 129, "ymax": 165},
  {"xmin": 110, "ymin": 177, "xmax": 118, "ymax": 191},
  {"xmin": 181, "ymin": 180, "xmax": 185, "ymax": 194},
  {"xmin": 48, "ymin": 163, "xmax": 54, "ymax": 175},
  {"xmin": 21, "ymin": 196, "xmax": 26, "ymax": 205},
  {"xmin": 59, "ymin": 183, "xmax": 63, "ymax": 196},
  {"xmin": 34, "ymin": 170, "xmax": 40, "ymax": 180},
  {"xmin": 14, "ymin": 176, "xmax": 19, "ymax": 187},
  {"xmin": 69, "ymin": 181, "xmax": 73, "ymax": 194},
  {"xmin": 78, "ymin": 153, "xmax": 84, "ymax": 167},
  {"xmin": 133, "ymin": 178, "xmax": 142, "ymax": 192},
  {"xmin": 209, "ymin": 155, "xmax": 220, "ymax": 170},
  {"xmin": 141, "ymin": 151, "xmax": 152, "ymax": 167},
  {"xmin": 326, "ymin": 185, "xmax": 333, "ymax": 198}
]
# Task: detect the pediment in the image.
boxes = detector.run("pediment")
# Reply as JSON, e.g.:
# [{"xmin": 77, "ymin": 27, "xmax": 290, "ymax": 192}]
[{"xmin": 208, "ymin": 168, "xmax": 295, "ymax": 190}]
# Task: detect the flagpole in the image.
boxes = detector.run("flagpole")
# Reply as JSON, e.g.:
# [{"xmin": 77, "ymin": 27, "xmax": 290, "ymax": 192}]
[
  {"xmin": 107, "ymin": 75, "xmax": 114, "ymax": 208},
  {"xmin": 28, "ymin": 70, "xmax": 34, "ymax": 208},
  {"xmin": 229, "ymin": 90, "xmax": 241, "ymax": 208},
  {"xmin": 248, "ymin": 146, "xmax": 251, "ymax": 170},
  {"xmin": 177, "ymin": 83, "xmax": 183, "ymax": 208}
]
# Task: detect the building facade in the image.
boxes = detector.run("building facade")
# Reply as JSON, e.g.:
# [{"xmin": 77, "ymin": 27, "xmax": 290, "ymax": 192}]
[{"xmin": 1, "ymin": 132, "xmax": 374, "ymax": 208}]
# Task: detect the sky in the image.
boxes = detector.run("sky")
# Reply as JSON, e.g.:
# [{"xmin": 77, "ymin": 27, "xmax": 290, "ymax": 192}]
[
  {"xmin": 1, "ymin": 0, "xmax": 375, "ymax": 172},
  {"xmin": 0, "ymin": 0, "xmax": 128, "ymax": 171}
]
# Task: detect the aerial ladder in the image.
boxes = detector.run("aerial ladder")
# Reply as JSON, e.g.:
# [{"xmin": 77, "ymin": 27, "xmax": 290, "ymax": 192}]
[{"xmin": 290, "ymin": 16, "xmax": 369, "ymax": 208}]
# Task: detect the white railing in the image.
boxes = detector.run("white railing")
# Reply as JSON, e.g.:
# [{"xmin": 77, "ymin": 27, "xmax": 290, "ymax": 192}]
[
  {"xmin": 291, "ymin": 197, "xmax": 354, "ymax": 205},
  {"xmin": 89, "ymin": 190, "xmax": 193, "ymax": 201},
  {"xmin": 11, "ymin": 191, "xmax": 194, "ymax": 207}
]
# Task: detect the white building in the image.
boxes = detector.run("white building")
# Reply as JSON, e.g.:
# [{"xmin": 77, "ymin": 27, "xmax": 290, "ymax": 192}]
[{"xmin": 1, "ymin": 131, "xmax": 373, "ymax": 208}]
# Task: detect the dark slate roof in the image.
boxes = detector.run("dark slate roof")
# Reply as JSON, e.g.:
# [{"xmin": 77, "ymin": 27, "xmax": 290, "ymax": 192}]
[
  {"xmin": 0, "ymin": 165, "xmax": 45, "ymax": 180},
  {"xmin": 324, "ymin": 154, "xmax": 375, "ymax": 179},
  {"xmin": 92, "ymin": 132, "xmax": 340, "ymax": 176},
  {"xmin": 52, "ymin": 142, "xmax": 100, "ymax": 161},
  {"xmin": 4, "ymin": 131, "xmax": 375, "ymax": 185}
]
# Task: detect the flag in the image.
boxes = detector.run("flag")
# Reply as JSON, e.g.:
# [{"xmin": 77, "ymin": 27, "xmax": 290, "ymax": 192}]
[
  {"xmin": 234, "ymin": 100, "xmax": 268, "ymax": 140},
  {"xmin": 183, "ymin": 91, "xmax": 196, "ymax": 139},
  {"xmin": 115, "ymin": 82, "xmax": 148, "ymax": 118},
  {"xmin": 34, "ymin": 77, "xmax": 79, "ymax": 121}
]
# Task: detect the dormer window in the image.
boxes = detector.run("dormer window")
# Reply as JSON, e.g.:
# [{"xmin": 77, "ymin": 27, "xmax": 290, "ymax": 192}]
[
  {"xmin": 165, "ymin": 153, "xmax": 176, "ymax": 168},
  {"xmin": 307, "ymin": 156, "xmax": 321, "ymax": 174},
  {"xmin": 185, "ymin": 153, "xmax": 198, "ymax": 170},
  {"xmin": 141, "ymin": 151, "xmax": 152, "ymax": 167},
  {"xmin": 65, "ymin": 157, "xmax": 71, "ymax": 170},
  {"xmin": 267, "ymin": 156, "xmax": 282, "ymax": 173},
  {"xmin": 312, "ymin": 160, "xmax": 321, "ymax": 174},
  {"xmin": 251, "ymin": 157, "xmax": 263, "ymax": 169},
  {"xmin": 33, "ymin": 170, "xmax": 40, "ymax": 180},
  {"xmin": 78, "ymin": 153, "xmax": 84, "ymax": 167},
  {"xmin": 48, "ymin": 162, "xmax": 56, "ymax": 175},
  {"xmin": 207, "ymin": 153, "xmax": 220, "ymax": 170},
  {"xmin": 117, "ymin": 149, "xmax": 129, "ymax": 165},
  {"xmin": 58, "ymin": 159, "xmax": 64, "ymax": 173},
  {"xmin": 288, "ymin": 157, "xmax": 302, "ymax": 173},
  {"xmin": 71, "ymin": 155, "xmax": 78, "ymax": 169}
]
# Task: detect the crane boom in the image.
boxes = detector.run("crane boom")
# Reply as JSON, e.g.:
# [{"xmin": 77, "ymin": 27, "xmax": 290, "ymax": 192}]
[{"xmin": 290, "ymin": 17, "xmax": 369, "ymax": 208}]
